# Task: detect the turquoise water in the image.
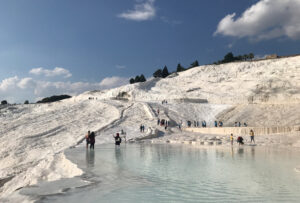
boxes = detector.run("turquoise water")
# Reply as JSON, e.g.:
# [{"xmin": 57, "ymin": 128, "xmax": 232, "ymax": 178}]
[{"xmin": 36, "ymin": 144, "xmax": 300, "ymax": 203}]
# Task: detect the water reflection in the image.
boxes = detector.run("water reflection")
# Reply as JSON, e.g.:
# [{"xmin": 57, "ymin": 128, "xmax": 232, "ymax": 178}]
[
  {"xmin": 47, "ymin": 144, "xmax": 300, "ymax": 203},
  {"xmin": 115, "ymin": 147, "xmax": 123, "ymax": 163},
  {"xmin": 86, "ymin": 149, "xmax": 95, "ymax": 168},
  {"xmin": 238, "ymin": 147, "xmax": 244, "ymax": 157},
  {"xmin": 139, "ymin": 144, "xmax": 146, "ymax": 160},
  {"xmin": 231, "ymin": 146, "xmax": 234, "ymax": 158},
  {"xmin": 251, "ymin": 147, "xmax": 255, "ymax": 159}
]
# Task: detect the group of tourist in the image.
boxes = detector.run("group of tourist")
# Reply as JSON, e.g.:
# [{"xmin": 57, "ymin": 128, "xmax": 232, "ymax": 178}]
[
  {"xmin": 140, "ymin": 124, "xmax": 145, "ymax": 132},
  {"xmin": 88, "ymin": 97, "xmax": 97, "ymax": 100},
  {"xmin": 84, "ymin": 99, "xmax": 257, "ymax": 149},
  {"xmin": 230, "ymin": 129, "xmax": 255, "ymax": 145},
  {"xmin": 85, "ymin": 129, "xmax": 127, "ymax": 149},
  {"xmin": 183, "ymin": 120, "xmax": 206, "ymax": 128},
  {"xmin": 214, "ymin": 120, "xmax": 223, "ymax": 127},
  {"xmin": 161, "ymin": 100, "xmax": 168, "ymax": 105},
  {"xmin": 157, "ymin": 118, "xmax": 170, "ymax": 130},
  {"xmin": 185, "ymin": 120, "xmax": 250, "ymax": 128},
  {"xmin": 234, "ymin": 122, "xmax": 247, "ymax": 127},
  {"xmin": 85, "ymin": 131, "xmax": 96, "ymax": 149}
]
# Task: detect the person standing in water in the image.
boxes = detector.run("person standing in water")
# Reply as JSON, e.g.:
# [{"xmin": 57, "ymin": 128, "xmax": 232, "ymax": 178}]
[
  {"xmin": 230, "ymin": 133, "xmax": 234, "ymax": 145},
  {"xmin": 113, "ymin": 133, "xmax": 122, "ymax": 146},
  {"xmin": 89, "ymin": 131, "xmax": 95, "ymax": 149},
  {"xmin": 85, "ymin": 131, "xmax": 91, "ymax": 149},
  {"xmin": 250, "ymin": 129, "xmax": 255, "ymax": 143}
]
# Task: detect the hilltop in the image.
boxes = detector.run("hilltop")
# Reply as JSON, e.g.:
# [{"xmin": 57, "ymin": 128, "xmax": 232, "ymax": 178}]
[{"xmin": 88, "ymin": 55, "xmax": 300, "ymax": 104}]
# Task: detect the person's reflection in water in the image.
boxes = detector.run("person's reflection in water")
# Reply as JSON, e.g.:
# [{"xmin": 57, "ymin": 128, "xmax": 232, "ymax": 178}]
[
  {"xmin": 86, "ymin": 149, "xmax": 95, "ymax": 168},
  {"xmin": 115, "ymin": 147, "xmax": 124, "ymax": 164},
  {"xmin": 238, "ymin": 147, "xmax": 244, "ymax": 157},
  {"xmin": 139, "ymin": 144, "xmax": 145, "ymax": 159},
  {"xmin": 231, "ymin": 146, "xmax": 234, "ymax": 159},
  {"xmin": 251, "ymin": 146, "xmax": 255, "ymax": 159}
]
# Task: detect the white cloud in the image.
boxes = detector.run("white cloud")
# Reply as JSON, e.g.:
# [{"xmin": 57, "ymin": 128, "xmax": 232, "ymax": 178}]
[
  {"xmin": 0, "ymin": 76, "xmax": 19, "ymax": 91},
  {"xmin": 160, "ymin": 16, "xmax": 182, "ymax": 26},
  {"xmin": 0, "ymin": 75, "xmax": 129, "ymax": 103},
  {"xmin": 99, "ymin": 76, "xmax": 129, "ymax": 88},
  {"xmin": 29, "ymin": 67, "xmax": 72, "ymax": 78},
  {"xmin": 118, "ymin": 0, "xmax": 156, "ymax": 21},
  {"xmin": 214, "ymin": 0, "xmax": 300, "ymax": 40},
  {"xmin": 17, "ymin": 77, "xmax": 35, "ymax": 89},
  {"xmin": 116, "ymin": 65, "xmax": 126, "ymax": 70}
]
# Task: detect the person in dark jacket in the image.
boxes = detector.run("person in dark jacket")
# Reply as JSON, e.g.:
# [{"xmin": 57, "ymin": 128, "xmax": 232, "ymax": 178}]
[
  {"xmin": 237, "ymin": 136, "xmax": 244, "ymax": 145},
  {"xmin": 113, "ymin": 133, "xmax": 122, "ymax": 146},
  {"xmin": 85, "ymin": 131, "xmax": 91, "ymax": 149},
  {"xmin": 89, "ymin": 132, "xmax": 95, "ymax": 149}
]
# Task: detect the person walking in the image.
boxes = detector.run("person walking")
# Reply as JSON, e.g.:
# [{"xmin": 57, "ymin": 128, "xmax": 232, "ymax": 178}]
[
  {"xmin": 85, "ymin": 131, "xmax": 91, "ymax": 149},
  {"xmin": 250, "ymin": 129, "xmax": 255, "ymax": 143},
  {"xmin": 89, "ymin": 132, "xmax": 95, "ymax": 150}
]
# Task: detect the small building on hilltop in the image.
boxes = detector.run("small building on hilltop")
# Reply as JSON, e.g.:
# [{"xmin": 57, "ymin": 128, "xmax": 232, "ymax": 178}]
[{"xmin": 266, "ymin": 54, "xmax": 278, "ymax": 59}]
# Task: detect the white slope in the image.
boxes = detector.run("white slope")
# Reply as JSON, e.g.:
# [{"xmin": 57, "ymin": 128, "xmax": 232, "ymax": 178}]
[
  {"xmin": 93, "ymin": 56, "xmax": 300, "ymax": 104},
  {"xmin": 0, "ymin": 99, "xmax": 120, "ymax": 199},
  {"xmin": 0, "ymin": 55, "xmax": 300, "ymax": 201}
]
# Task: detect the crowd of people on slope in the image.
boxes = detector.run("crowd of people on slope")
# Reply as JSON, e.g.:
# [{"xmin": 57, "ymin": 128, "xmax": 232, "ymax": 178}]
[
  {"xmin": 184, "ymin": 120, "xmax": 250, "ymax": 128},
  {"xmin": 234, "ymin": 122, "xmax": 247, "ymax": 127},
  {"xmin": 187, "ymin": 120, "xmax": 205, "ymax": 127},
  {"xmin": 230, "ymin": 129, "xmax": 255, "ymax": 145},
  {"xmin": 140, "ymin": 124, "xmax": 145, "ymax": 132},
  {"xmin": 214, "ymin": 120, "xmax": 223, "ymax": 127},
  {"xmin": 157, "ymin": 118, "xmax": 170, "ymax": 130},
  {"xmin": 84, "ymin": 98, "xmax": 257, "ymax": 150},
  {"xmin": 88, "ymin": 97, "xmax": 97, "ymax": 100}
]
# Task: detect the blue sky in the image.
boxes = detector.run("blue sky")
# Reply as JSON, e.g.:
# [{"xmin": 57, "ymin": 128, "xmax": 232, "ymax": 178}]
[{"xmin": 1, "ymin": 0, "xmax": 300, "ymax": 103}]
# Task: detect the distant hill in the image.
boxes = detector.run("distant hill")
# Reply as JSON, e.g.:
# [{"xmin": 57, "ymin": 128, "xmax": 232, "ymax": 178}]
[
  {"xmin": 81, "ymin": 55, "xmax": 300, "ymax": 104},
  {"xmin": 37, "ymin": 95, "xmax": 71, "ymax": 103}
]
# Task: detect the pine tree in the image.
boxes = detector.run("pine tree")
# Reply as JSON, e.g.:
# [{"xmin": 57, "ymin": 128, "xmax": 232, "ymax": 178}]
[
  {"xmin": 153, "ymin": 69, "xmax": 163, "ymax": 78},
  {"xmin": 223, "ymin": 52, "xmax": 235, "ymax": 63},
  {"xmin": 129, "ymin": 78, "xmax": 135, "ymax": 84},
  {"xmin": 236, "ymin": 55, "xmax": 243, "ymax": 61},
  {"xmin": 162, "ymin": 66, "xmax": 169, "ymax": 78},
  {"xmin": 176, "ymin": 63, "xmax": 185, "ymax": 72},
  {"xmin": 139, "ymin": 74, "xmax": 146, "ymax": 82},
  {"xmin": 249, "ymin": 53, "xmax": 254, "ymax": 60},
  {"xmin": 190, "ymin": 60, "xmax": 199, "ymax": 68},
  {"xmin": 134, "ymin": 75, "xmax": 141, "ymax": 83}
]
